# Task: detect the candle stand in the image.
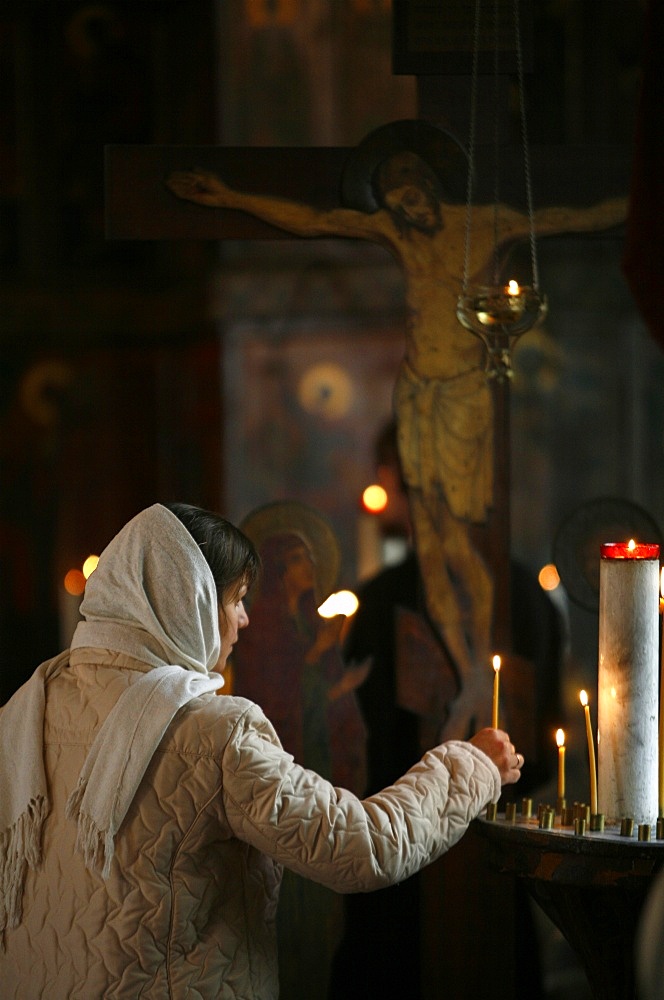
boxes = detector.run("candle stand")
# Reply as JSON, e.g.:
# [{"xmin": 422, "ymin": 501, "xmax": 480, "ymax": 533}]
[{"xmin": 475, "ymin": 811, "xmax": 664, "ymax": 1000}]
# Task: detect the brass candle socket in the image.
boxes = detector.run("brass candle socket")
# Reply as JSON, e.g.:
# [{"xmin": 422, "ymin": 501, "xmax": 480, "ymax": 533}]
[{"xmin": 620, "ymin": 817, "xmax": 635, "ymax": 838}]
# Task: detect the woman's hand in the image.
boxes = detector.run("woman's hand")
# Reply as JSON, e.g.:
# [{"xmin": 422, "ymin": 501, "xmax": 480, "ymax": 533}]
[{"xmin": 468, "ymin": 728, "xmax": 523, "ymax": 785}]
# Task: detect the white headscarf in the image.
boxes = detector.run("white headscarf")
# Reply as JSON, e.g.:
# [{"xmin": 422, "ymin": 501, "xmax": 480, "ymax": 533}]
[{"xmin": 0, "ymin": 504, "xmax": 224, "ymax": 934}]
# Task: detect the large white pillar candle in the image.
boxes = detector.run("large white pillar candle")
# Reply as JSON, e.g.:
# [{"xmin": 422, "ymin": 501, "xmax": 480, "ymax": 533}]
[{"xmin": 598, "ymin": 541, "xmax": 660, "ymax": 825}]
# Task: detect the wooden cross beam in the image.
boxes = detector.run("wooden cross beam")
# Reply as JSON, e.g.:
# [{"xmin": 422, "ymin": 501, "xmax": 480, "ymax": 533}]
[{"xmin": 105, "ymin": 141, "xmax": 630, "ymax": 241}]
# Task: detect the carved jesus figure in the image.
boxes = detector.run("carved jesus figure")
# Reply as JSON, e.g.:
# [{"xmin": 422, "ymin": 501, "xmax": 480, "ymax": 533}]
[{"xmin": 166, "ymin": 151, "xmax": 625, "ymax": 739}]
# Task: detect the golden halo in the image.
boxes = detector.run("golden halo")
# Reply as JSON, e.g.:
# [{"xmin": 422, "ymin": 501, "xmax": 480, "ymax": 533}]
[
  {"xmin": 341, "ymin": 118, "xmax": 468, "ymax": 213},
  {"xmin": 240, "ymin": 500, "xmax": 341, "ymax": 606}
]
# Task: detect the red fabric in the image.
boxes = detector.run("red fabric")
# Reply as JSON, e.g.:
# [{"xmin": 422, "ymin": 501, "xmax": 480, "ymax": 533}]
[{"xmin": 622, "ymin": 0, "xmax": 664, "ymax": 349}]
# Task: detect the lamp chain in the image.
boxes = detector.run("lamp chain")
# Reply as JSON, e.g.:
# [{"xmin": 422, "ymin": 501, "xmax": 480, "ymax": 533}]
[
  {"xmin": 492, "ymin": 0, "xmax": 501, "ymax": 285},
  {"xmin": 461, "ymin": 0, "xmax": 482, "ymax": 297},
  {"xmin": 513, "ymin": 0, "xmax": 540, "ymax": 291},
  {"xmin": 461, "ymin": 0, "xmax": 541, "ymax": 292}
]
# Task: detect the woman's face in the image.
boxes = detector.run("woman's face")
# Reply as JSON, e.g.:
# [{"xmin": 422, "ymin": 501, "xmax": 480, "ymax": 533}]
[{"xmin": 215, "ymin": 581, "xmax": 249, "ymax": 671}]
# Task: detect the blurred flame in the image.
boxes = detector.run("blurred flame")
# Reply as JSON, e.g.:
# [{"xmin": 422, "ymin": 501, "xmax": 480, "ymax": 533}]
[
  {"xmin": 362, "ymin": 484, "xmax": 388, "ymax": 514},
  {"xmin": 318, "ymin": 590, "xmax": 359, "ymax": 618},
  {"xmin": 64, "ymin": 569, "xmax": 86, "ymax": 596},
  {"xmin": 82, "ymin": 555, "xmax": 99, "ymax": 579},
  {"xmin": 539, "ymin": 563, "xmax": 560, "ymax": 591}
]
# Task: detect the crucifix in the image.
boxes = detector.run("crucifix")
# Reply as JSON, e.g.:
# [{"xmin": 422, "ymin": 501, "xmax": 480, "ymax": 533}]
[{"xmin": 106, "ymin": 127, "xmax": 626, "ymax": 746}]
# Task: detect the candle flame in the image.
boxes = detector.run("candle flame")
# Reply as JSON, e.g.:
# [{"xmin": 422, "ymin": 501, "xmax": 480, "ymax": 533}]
[
  {"xmin": 556, "ymin": 728, "xmax": 565, "ymax": 748},
  {"xmin": 628, "ymin": 538, "xmax": 636, "ymax": 551},
  {"xmin": 492, "ymin": 654, "xmax": 501, "ymax": 672},
  {"xmin": 507, "ymin": 279, "xmax": 520, "ymax": 295},
  {"xmin": 579, "ymin": 689, "xmax": 588, "ymax": 707}
]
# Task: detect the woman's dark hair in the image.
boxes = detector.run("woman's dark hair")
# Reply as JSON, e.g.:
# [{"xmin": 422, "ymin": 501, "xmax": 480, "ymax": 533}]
[{"xmin": 163, "ymin": 502, "xmax": 261, "ymax": 600}]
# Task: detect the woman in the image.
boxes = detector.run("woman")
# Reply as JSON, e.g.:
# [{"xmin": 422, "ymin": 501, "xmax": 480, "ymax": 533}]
[{"xmin": 0, "ymin": 502, "xmax": 523, "ymax": 1000}]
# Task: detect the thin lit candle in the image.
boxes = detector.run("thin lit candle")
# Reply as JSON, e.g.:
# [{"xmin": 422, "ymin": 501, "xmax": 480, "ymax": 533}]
[
  {"xmin": 492, "ymin": 655, "xmax": 501, "ymax": 728},
  {"xmin": 579, "ymin": 690, "xmax": 598, "ymax": 816},
  {"xmin": 556, "ymin": 729, "xmax": 566, "ymax": 800}
]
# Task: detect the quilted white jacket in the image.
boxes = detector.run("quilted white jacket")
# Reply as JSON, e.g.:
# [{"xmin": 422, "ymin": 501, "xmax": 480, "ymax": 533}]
[{"xmin": 1, "ymin": 648, "xmax": 500, "ymax": 1000}]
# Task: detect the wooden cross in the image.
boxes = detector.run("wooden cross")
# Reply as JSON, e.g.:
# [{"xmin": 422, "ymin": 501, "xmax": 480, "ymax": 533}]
[
  {"xmin": 105, "ymin": 134, "xmax": 628, "ymax": 736},
  {"xmin": 105, "ymin": 134, "xmax": 514, "ymax": 726}
]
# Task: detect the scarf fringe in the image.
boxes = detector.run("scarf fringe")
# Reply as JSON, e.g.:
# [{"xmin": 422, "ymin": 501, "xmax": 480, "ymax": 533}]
[
  {"xmin": 66, "ymin": 782, "xmax": 115, "ymax": 880},
  {"xmin": 0, "ymin": 795, "xmax": 48, "ymax": 935}
]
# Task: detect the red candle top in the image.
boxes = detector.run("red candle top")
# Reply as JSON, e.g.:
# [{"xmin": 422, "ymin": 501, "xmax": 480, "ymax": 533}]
[{"xmin": 601, "ymin": 541, "xmax": 660, "ymax": 560}]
